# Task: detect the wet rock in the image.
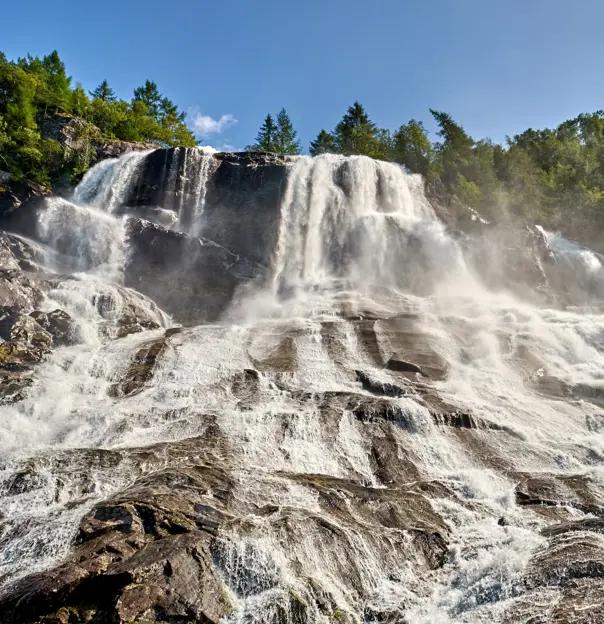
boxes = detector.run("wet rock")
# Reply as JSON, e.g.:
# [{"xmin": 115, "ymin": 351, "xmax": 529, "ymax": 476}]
[
  {"xmin": 0, "ymin": 315, "xmax": 53, "ymax": 372},
  {"xmin": 0, "ymin": 180, "xmax": 50, "ymax": 221},
  {"xmin": 515, "ymin": 474, "xmax": 604, "ymax": 517},
  {"xmin": 128, "ymin": 149, "xmax": 293, "ymax": 267},
  {"xmin": 0, "ymin": 439, "xmax": 449, "ymax": 624},
  {"xmin": 109, "ymin": 338, "xmax": 168, "ymax": 398},
  {"xmin": 0, "ymin": 370, "xmax": 34, "ymax": 404},
  {"xmin": 0, "ymin": 306, "xmax": 21, "ymax": 340},
  {"xmin": 10, "ymin": 315, "xmax": 52, "ymax": 350},
  {"xmin": 0, "ymin": 465, "xmax": 235, "ymax": 624},
  {"xmin": 386, "ymin": 354, "xmax": 423, "ymax": 375},
  {"xmin": 164, "ymin": 326, "xmax": 182, "ymax": 338},
  {"xmin": 29, "ymin": 309, "xmax": 74, "ymax": 346},
  {"xmin": 375, "ymin": 314, "xmax": 449, "ymax": 380},
  {"xmin": 114, "ymin": 314, "xmax": 160, "ymax": 339},
  {"xmin": 125, "ymin": 217, "xmax": 265, "ymax": 323},
  {"xmin": 506, "ymin": 517, "xmax": 604, "ymax": 623},
  {"xmin": 355, "ymin": 370, "xmax": 407, "ymax": 398},
  {"xmin": 0, "ymin": 269, "xmax": 44, "ymax": 311}
]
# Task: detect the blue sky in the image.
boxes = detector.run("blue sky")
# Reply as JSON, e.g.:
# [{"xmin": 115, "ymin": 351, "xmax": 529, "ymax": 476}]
[{"xmin": 3, "ymin": 0, "xmax": 604, "ymax": 151}]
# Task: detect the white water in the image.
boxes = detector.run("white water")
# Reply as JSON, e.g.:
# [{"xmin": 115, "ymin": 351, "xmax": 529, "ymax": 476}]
[
  {"xmin": 175, "ymin": 147, "xmax": 214, "ymax": 235},
  {"xmin": 1, "ymin": 152, "xmax": 603, "ymax": 623}
]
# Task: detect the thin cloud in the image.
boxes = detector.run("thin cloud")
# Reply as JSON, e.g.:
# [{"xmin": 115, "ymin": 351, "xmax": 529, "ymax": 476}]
[{"xmin": 188, "ymin": 108, "xmax": 238, "ymax": 137}]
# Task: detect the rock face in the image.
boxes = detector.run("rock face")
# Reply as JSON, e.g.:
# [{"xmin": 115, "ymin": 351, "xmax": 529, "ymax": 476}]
[
  {"xmin": 125, "ymin": 217, "xmax": 265, "ymax": 323},
  {"xmin": 0, "ymin": 181, "xmax": 51, "ymax": 221},
  {"xmin": 127, "ymin": 149, "xmax": 293, "ymax": 266}
]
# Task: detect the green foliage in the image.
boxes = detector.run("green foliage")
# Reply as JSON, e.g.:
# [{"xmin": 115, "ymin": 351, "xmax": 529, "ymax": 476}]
[
  {"xmin": 248, "ymin": 109, "xmax": 301, "ymax": 154},
  {"xmin": 393, "ymin": 119, "xmax": 433, "ymax": 178},
  {"xmin": 0, "ymin": 48, "xmax": 196, "ymax": 184},
  {"xmin": 89, "ymin": 79, "xmax": 116, "ymax": 102},
  {"xmin": 274, "ymin": 108, "xmax": 301, "ymax": 155},
  {"xmin": 133, "ymin": 80, "xmax": 162, "ymax": 118},
  {"xmin": 307, "ymin": 101, "xmax": 392, "ymax": 159},
  {"xmin": 247, "ymin": 114, "xmax": 278, "ymax": 152},
  {"xmin": 309, "ymin": 129, "xmax": 336, "ymax": 156},
  {"xmin": 332, "ymin": 101, "xmax": 390, "ymax": 158}
]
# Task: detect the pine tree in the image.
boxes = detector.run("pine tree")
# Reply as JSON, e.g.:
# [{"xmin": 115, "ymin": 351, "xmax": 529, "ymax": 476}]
[
  {"xmin": 333, "ymin": 101, "xmax": 382, "ymax": 157},
  {"xmin": 246, "ymin": 114, "xmax": 277, "ymax": 152},
  {"xmin": 133, "ymin": 80, "xmax": 162, "ymax": 119},
  {"xmin": 309, "ymin": 129, "xmax": 336, "ymax": 156},
  {"xmin": 39, "ymin": 50, "xmax": 71, "ymax": 112},
  {"xmin": 71, "ymin": 83, "xmax": 90, "ymax": 118},
  {"xmin": 274, "ymin": 108, "xmax": 301, "ymax": 155},
  {"xmin": 89, "ymin": 79, "xmax": 116, "ymax": 102},
  {"xmin": 393, "ymin": 119, "xmax": 433, "ymax": 177}
]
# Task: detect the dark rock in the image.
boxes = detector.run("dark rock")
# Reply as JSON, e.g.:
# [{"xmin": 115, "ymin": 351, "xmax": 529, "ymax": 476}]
[
  {"xmin": 109, "ymin": 338, "xmax": 168, "ymax": 398},
  {"xmin": 164, "ymin": 327, "xmax": 182, "ymax": 338},
  {"xmin": 125, "ymin": 217, "xmax": 265, "ymax": 323},
  {"xmin": 515, "ymin": 474, "xmax": 604, "ymax": 517},
  {"xmin": 127, "ymin": 148, "xmax": 293, "ymax": 266},
  {"xmin": 355, "ymin": 370, "xmax": 407, "ymax": 398},
  {"xmin": 95, "ymin": 140, "xmax": 156, "ymax": 162},
  {"xmin": 0, "ymin": 370, "xmax": 34, "ymax": 404},
  {"xmin": 29, "ymin": 309, "xmax": 74, "ymax": 346},
  {"xmin": 10, "ymin": 315, "xmax": 52, "ymax": 350},
  {"xmin": 114, "ymin": 314, "xmax": 160, "ymax": 339},
  {"xmin": 0, "ymin": 180, "xmax": 50, "ymax": 221},
  {"xmin": 0, "ymin": 306, "xmax": 21, "ymax": 340},
  {"xmin": 386, "ymin": 354, "xmax": 423, "ymax": 375}
]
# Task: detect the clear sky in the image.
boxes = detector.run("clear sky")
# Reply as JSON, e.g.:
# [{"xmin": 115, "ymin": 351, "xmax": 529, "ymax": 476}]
[{"xmin": 3, "ymin": 0, "xmax": 604, "ymax": 151}]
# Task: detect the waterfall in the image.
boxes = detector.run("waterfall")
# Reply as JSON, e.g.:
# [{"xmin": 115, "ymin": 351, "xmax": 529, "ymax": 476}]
[
  {"xmin": 273, "ymin": 155, "xmax": 466, "ymax": 296},
  {"xmin": 175, "ymin": 147, "xmax": 214, "ymax": 236},
  {"xmin": 73, "ymin": 150, "xmax": 150, "ymax": 211},
  {"xmin": 2, "ymin": 151, "xmax": 604, "ymax": 623}
]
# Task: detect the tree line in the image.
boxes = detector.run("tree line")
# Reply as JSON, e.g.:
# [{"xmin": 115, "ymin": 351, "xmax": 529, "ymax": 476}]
[
  {"xmin": 250, "ymin": 101, "xmax": 604, "ymax": 238},
  {"xmin": 0, "ymin": 49, "xmax": 195, "ymax": 184}
]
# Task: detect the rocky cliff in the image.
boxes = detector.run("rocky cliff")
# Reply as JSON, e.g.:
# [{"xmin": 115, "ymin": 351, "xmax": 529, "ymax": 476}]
[{"xmin": 0, "ymin": 149, "xmax": 603, "ymax": 624}]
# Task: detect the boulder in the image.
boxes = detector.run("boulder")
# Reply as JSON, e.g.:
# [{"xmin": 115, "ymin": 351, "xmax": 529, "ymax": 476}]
[{"xmin": 29, "ymin": 309, "xmax": 74, "ymax": 346}]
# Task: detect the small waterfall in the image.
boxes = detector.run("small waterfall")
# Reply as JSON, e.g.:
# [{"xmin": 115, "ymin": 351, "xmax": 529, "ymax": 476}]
[
  {"xmin": 175, "ymin": 148, "xmax": 214, "ymax": 235},
  {"xmin": 73, "ymin": 150, "xmax": 150, "ymax": 212},
  {"xmin": 37, "ymin": 197, "xmax": 126, "ymax": 281},
  {"xmin": 541, "ymin": 228, "xmax": 604, "ymax": 302}
]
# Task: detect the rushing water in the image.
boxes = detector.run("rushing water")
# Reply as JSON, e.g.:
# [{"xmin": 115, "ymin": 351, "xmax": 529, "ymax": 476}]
[{"xmin": 1, "ymin": 151, "xmax": 603, "ymax": 623}]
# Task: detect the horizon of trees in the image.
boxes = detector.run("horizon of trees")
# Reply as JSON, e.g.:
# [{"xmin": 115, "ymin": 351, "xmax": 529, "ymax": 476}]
[{"xmin": 250, "ymin": 101, "xmax": 604, "ymax": 237}]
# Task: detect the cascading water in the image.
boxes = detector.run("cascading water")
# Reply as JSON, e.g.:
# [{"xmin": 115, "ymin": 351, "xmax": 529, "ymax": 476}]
[
  {"xmin": 73, "ymin": 150, "xmax": 150, "ymax": 212},
  {"xmin": 1, "ymin": 150, "xmax": 603, "ymax": 623}
]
